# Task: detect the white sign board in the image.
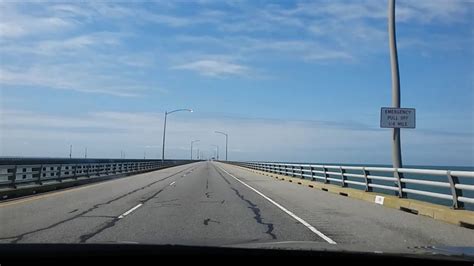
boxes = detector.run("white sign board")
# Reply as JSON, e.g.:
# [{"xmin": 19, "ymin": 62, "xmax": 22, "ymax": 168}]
[{"xmin": 380, "ymin": 107, "xmax": 416, "ymax": 128}]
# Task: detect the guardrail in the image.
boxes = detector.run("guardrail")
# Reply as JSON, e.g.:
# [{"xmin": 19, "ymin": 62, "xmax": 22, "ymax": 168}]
[
  {"xmin": 225, "ymin": 161, "xmax": 474, "ymax": 210},
  {"xmin": 0, "ymin": 159, "xmax": 194, "ymax": 191}
]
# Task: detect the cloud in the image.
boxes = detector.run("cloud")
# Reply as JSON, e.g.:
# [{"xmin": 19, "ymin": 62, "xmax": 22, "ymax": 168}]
[
  {"xmin": 172, "ymin": 60, "xmax": 250, "ymax": 77},
  {"xmin": 0, "ymin": 3, "xmax": 76, "ymax": 39},
  {"xmin": 397, "ymin": 0, "xmax": 470, "ymax": 24},
  {"xmin": 34, "ymin": 32, "xmax": 123, "ymax": 55},
  {"xmin": 1, "ymin": 108, "xmax": 472, "ymax": 166},
  {"xmin": 0, "ymin": 66, "xmax": 143, "ymax": 97},
  {"xmin": 207, "ymin": 0, "xmax": 471, "ymax": 60}
]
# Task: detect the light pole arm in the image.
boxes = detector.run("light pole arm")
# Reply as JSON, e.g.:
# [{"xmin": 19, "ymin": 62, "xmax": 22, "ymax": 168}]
[{"xmin": 167, "ymin": 109, "xmax": 193, "ymax": 115}]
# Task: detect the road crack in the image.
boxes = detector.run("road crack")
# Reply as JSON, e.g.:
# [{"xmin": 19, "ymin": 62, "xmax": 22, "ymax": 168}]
[
  {"xmin": 203, "ymin": 218, "xmax": 221, "ymax": 226},
  {"xmin": 214, "ymin": 166, "xmax": 277, "ymax": 240}
]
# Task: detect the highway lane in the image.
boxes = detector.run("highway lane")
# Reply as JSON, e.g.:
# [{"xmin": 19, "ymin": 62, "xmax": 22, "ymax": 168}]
[
  {"xmin": 90, "ymin": 160, "xmax": 322, "ymax": 245},
  {"xmin": 0, "ymin": 163, "xmax": 198, "ymax": 243},
  {"xmin": 214, "ymin": 162, "xmax": 474, "ymax": 251},
  {"xmin": 0, "ymin": 161, "xmax": 473, "ymax": 253}
]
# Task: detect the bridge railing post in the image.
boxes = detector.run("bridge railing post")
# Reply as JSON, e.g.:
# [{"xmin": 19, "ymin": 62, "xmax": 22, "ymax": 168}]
[
  {"xmin": 38, "ymin": 164, "xmax": 44, "ymax": 185},
  {"xmin": 57, "ymin": 164, "xmax": 62, "ymax": 182},
  {"xmin": 339, "ymin": 166, "xmax": 346, "ymax": 187},
  {"xmin": 86, "ymin": 164, "xmax": 90, "ymax": 178},
  {"xmin": 73, "ymin": 164, "xmax": 78, "ymax": 180},
  {"xmin": 322, "ymin": 166, "xmax": 328, "ymax": 183},
  {"xmin": 394, "ymin": 168, "xmax": 405, "ymax": 198},
  {"xmin": 300, "ymin": 165, "xmax": 304, "ymax": 179},
  {"xmin": 362, "ymin": 167, "xmax": 371, "ymax": 192},
  {"xmin": 11, "ymin": 165, "xmax": 18, "ymax": 188},
  {"xmin": 446, "ymin": 171, "xmax": 463, "ymax": 209}
]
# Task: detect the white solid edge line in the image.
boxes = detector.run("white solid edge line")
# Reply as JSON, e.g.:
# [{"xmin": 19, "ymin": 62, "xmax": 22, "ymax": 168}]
[
  {"xmin": 170, "ymin": 181, "xmax": 176, "ymax": 186},
  {"xmin": 216, "ymin": 164, "xmax": 337, "ymax": 245},
  {"xmin": 118, "ymin": 203, "xmax": 143, "ymax": 219}
]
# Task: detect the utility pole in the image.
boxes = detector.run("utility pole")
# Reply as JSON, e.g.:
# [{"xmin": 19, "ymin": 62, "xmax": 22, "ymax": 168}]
[
  {"xmin": 69, "ymin": 145, "xmax": 72, "ymax": 159},
  {"xmin": 85, "ymin": 147, "xmax": 87, "ymax": 159}
]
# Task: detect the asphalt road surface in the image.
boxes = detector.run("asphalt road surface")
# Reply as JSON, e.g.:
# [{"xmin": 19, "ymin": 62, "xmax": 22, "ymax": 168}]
[{"xmin": 0, "ymin": 161, "xmax": 473, "ymax": 253}]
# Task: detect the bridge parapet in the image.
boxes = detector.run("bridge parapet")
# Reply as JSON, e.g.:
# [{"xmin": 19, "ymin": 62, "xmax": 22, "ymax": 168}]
[{"xmin": 223, "ymin": 161, "xmax": 474, "ymax": 210}]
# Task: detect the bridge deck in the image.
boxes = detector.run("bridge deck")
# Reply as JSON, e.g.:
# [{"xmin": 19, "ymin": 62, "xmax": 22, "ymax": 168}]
[{"xmin": 0, "ymin": 161, "xmax": 472, "ymax": 253}]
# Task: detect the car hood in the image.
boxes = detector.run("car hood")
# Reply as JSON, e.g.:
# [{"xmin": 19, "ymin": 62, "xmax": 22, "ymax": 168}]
[{"xmin": 223, "ymin": 240, "xmax": 474, "ymax": 259}]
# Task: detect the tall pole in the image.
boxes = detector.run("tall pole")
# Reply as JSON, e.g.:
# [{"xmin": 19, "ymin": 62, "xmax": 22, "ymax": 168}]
[
  {"xmin": 161, "ymin": 109, "xmax": 193, "ymax": 163},
  {"xmin": 85, "ymin": 147, "xmax": 87, "ymax": 159},
  {"xmin": 191, "ymin": 140, "xmax": 200, "ymax": 160},
  {"xmin": 388, "ymin": 0, "xmax": 402, "ymax": 169},
  {"xmin": 69, "ymin": 145, "xmax": 72, "ymax": 159},
  {"xmin": 162, "ymin": 112, "xmax": 167, "ymax": 163},
  {"xmin": 215, "ymin": 131, "xmax": 228, "ymax": 161},
  {"xmin": 211, "ymin": 145, "xmax": 219, "ymax": 160}
]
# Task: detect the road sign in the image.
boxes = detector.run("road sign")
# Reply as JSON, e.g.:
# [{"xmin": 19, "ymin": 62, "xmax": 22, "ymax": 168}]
[{"xmin": 380, "ymin": 107, "xmax": 416, "ymax": 128}]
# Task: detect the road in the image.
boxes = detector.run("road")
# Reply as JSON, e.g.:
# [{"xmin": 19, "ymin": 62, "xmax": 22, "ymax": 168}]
[{"xmin": 0, "ymin": 161, "xmax": 473, "ymax": 253}]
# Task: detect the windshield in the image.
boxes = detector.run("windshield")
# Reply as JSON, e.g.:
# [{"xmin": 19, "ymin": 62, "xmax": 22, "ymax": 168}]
[{"xmin": 0, "ymin": 0, "xmax": 473, "ymax": 259}]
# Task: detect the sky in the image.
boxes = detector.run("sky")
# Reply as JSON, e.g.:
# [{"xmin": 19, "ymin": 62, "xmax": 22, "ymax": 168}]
[{"xmin": 0, "ymin": 0, "xmax": 473, "ymax": 166}]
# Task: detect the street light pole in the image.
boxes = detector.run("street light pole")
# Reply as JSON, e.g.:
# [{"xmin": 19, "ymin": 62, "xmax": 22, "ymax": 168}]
[
  {"xmin": 211, "ymin": 145, "xmax": 219, "ymax": 160},
  {"xmin": 215, "ymin": 131, "xmax": 228, "ymax": 161},
  {"xmin": 191, "ymin": 140, "xmax": 200, "ymax": 160},
  {"xmin": 388, "ymin": 0, "xmax": 402, "ymax": 169},
  {"xmin": 161, "ymin": 108, "xmax": 193, "ymax": 163}
]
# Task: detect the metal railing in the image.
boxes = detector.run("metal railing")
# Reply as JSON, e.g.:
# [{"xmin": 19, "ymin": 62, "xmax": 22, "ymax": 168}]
[
  {"xmin": 0, "ymin": 159, "xmax": 193, "ymax": 190},
  {"xmin": 225, "ymin": 161, "xmax": 474, "ymax": 210}
]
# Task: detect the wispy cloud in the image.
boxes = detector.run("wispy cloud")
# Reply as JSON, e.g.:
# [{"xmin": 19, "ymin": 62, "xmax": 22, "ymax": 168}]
[
  {"xmin": 172, "ymin": 60, "xmax": 250, "ymax": 77},
  {"xmin": 0, "ymin": 66, "xmax": 144, "ymax": 97},
  {"xmin": 0, "ymin": 2, "xmax": 77, "ymax": 39}
]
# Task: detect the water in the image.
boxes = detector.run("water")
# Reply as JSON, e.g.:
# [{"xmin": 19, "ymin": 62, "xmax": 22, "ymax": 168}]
[{"xmin": 263, "ymin": 161, "xmax": 474, "ymax": 211}]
